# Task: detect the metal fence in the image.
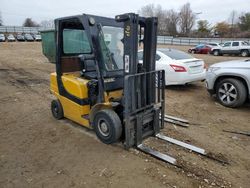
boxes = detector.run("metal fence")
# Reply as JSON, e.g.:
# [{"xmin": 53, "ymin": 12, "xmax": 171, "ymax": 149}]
[
  {"xmin": 0, "ymin": 26, "xmax": 52, "ymax": 34},
  {"xmin": 1, "ymin": 26, "xmax": 250, "ymax": 45},
  {"xmin": 157, "ymin": 36, "xmax": 250, "ymax": 46}
]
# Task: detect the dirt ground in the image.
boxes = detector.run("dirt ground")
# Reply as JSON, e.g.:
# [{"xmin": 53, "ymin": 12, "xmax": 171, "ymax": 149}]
[{"xmin": 0, "ymin": 42, "xmax": 249, "ymax": 188}]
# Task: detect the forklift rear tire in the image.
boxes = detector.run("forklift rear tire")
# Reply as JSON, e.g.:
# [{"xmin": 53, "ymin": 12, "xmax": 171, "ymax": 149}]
[
  {"xmin": 93, "ymin": 109, "xmax": 122, "ymax": 144},
  {"xmin": 51, "ymin": 100, "xmax": 64, "ymax": 120}
]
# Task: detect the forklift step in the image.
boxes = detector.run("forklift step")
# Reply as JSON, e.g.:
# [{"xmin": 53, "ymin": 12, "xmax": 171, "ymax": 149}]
[
  {"xmin": 156, "ymin": 134, "xmax": 206, "ymax": 155},
  {"xmin": 137, "ymin": 144, "xmax": 177, "ymax": 165}
]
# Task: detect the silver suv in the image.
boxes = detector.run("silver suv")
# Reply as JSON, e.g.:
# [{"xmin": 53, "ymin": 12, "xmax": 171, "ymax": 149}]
[
  {"xmin": 211, "ymin": 41, "xmax": 250, "ymax": 57},
  {"xmin": 206, "ymin": 59, "xmax": 250, "ymax": 107}
]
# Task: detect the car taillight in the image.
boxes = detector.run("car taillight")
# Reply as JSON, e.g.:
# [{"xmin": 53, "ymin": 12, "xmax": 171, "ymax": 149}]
[{"xmin": 170, "ymin": 64, "xmax": 187, "ymax": 72}]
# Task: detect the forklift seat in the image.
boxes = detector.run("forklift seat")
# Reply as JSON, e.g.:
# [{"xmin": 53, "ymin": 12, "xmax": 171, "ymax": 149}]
[{"xmin": 82, "ymin": 59, "xmax": 97, "ymax": 79}]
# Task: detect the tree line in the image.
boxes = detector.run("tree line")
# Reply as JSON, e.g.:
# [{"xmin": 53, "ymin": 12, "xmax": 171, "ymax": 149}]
[
  {"xmin": 1, "ymin": 5, "xmax": 250, "ymax": 38},
  {"xmin": 139, "ymin": 3, "xmax": 250, "ymax": 38}
]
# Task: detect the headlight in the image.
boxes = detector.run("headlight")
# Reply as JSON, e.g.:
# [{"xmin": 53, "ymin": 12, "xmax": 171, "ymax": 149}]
[{"xmin": 207, "ymin": 67, "xmax": 220, "ymax": 72}]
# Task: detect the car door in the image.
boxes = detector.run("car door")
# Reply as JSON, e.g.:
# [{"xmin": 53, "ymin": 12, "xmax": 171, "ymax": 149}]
[
  {"xmin": 221, "ymin": 42, "xmax": 231, "ymax": 54},
  {"xmin": 201, "ymin": 45, "xmax": 210, "ymax": 54},
  {"xmin": 231, "ymin": 41, "xmax": 240, "ymax": 55}
]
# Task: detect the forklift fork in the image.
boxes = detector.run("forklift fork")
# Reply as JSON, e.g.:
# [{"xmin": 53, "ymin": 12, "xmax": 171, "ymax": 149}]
[{"xmin": 123, "ymin": 70, "xmax": 207, "ymax": 165}]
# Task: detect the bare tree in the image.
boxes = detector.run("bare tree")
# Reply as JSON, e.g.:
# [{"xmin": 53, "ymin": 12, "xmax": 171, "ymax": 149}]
[
  {"xmin": 139, "ymin": 4, "xmax": 180, "ymax": 35},
  {"xmin": 178, "ymin": 3, "xmax": 196, "ymax": 36},
  {"xmin": 228, "ymin": 10, "xmax": 238, "ymax": 37},
  {"xmin": 138, "ymin": 4, "xmax": 167, "ymax": 35},
  {"xmin": 40, "ymin": 20, "xmax": 55, "ymax": 28},
  {"xmin": 0, "ymin": 11, "xmax": 3, "ymax": 26},
  {"xmin": 138, "ymin": 4, "xmax": 155, "ymax": 17},
  {"xmin": 164, "ymin": 9, "xmax": 179, "ymax": 36}
]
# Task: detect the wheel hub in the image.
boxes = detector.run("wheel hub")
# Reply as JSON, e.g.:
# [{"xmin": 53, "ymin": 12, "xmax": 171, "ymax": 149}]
[
  {"xmin": 98, "ymin": 120, "xmax": 109, "ymax": 137},
  {"xmin": 218, "ymin": 83, "xmax": 237, "ymax": 104}
]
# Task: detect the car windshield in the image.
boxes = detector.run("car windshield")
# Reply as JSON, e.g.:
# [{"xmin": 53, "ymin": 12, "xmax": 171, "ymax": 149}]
[
  {"xmin": 159, "ymin": 49, "xmax": 193, "ymax": 60},
  {"xmin": 0, "ymin": 34, "xmax": 4, "ymax": 37},
  {"xmin": 98, "ymin": 26, "xmax": 124, "ymax": 71}
]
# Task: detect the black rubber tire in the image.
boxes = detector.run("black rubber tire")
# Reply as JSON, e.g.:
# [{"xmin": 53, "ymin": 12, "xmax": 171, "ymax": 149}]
[
  {"xmin": 213, "ymin": 50, "xmax": 220, "ymax": 56},
  {"xmin": 216, "ymin": 78, "xmax": 247, "ymax": 108},
  {"xmin": 93, "ymin": 109, "xmax": 122, "ymax": 144},
  {"xmin": 51, "ymin": 99, "xmax": 64, "ymax": 119},
  {"xmin": 241, "ymin": 50, "xmax": 249, "ymax": 57}
]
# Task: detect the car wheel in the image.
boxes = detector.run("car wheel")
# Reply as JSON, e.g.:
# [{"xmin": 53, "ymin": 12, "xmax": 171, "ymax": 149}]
[
  {"xmin": 216, "ymin": 78, "xmax": 247, "ymax": 108},
  {"xmin": 213, "ymin": 50, "xmax": 220, "ymax": 56},
  {"xmin": 241, "ymin": 50, "xmax": 249, "ymax": 57},
  {"xmin": 51, "ymin": 99, "xmax": 64, "ymax": 119},
  {"xmin": 93, "ymin": 109, "xmax": 122, "ymax": 144}
]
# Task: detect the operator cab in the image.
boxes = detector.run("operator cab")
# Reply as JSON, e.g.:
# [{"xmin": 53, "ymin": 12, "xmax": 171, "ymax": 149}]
[{"xmin": 56, "ymin": 15, "xmax": 124, "ymax": 99}]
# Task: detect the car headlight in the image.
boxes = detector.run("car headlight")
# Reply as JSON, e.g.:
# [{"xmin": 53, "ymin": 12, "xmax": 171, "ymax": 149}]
[{"xmin": 207, "ymin": 67, "xmax": 220, "ymax": 73}]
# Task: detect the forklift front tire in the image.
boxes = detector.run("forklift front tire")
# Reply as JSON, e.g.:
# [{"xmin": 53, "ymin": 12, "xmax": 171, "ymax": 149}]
[
  {"xmin": 51, "ymin": 100, "xmax": 64, "ymax": 120},
  {"xmin": 93, "ymin": 109, "xmax": 122, "ymax": 144}
]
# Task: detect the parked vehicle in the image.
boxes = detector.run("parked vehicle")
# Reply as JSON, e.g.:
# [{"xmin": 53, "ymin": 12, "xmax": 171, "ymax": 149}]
[
  {"xmin": 0, "ymin": 33, "xmax": 5, "ymax": 42},
  {"xmin": 188, "ymin": 44, "xmax": 212, "ymax": 54},
  {"xmin": 138, "ymin": 48, "xmax": 206, "ymax": 85},
  {"xmin": 211, "ymin": 41, "xmax": 250, "ymax": 57},
  {"xmin": 16, "ymin": 34, "xmax": 25, "ymax": 41},
  {"xmin": 24, "ymin": 33, "xmax": 34, "ymax": 41},
  {"xmin": 7, "ymin": 34, "xmax": 16, "ymax": 42},
  {"xmin": 206, "ymin": 59, "xmax": 250, "ymax": 108},
  {"xmin": 33, "ymin": 34, "xmax": 42, "ymax": 41}
]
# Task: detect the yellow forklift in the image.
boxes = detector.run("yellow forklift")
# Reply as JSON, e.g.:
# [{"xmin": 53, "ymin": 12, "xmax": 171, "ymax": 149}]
[{"xmin": 48, "ymin": 13, "xmax": 209, "ymax": 165}]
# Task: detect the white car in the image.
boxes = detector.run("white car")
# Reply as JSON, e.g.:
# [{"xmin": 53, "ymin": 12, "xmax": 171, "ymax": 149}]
[
  {"xmin": 7, "ymin": 34, "xmax": 15, "ymax": 42},
  {"xmin": 138, "ymin": 48, "xmax": 206, "ymax": 85},
  {"xmin": 33, "ymin": 34, "xmax": 42, "ymax": 41},
  {"xmin": 0, "ymin": 33, "xmax": 5, "ymax": 42}
]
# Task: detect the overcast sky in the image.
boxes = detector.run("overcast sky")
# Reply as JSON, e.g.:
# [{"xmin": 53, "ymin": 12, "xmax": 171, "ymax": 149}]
[{"xmin": 1, "ymin": 0, "xmax": 249, "ymax": 26}]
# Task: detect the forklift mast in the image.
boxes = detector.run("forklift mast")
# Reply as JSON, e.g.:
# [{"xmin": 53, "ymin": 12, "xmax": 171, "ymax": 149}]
[{"xmin": 116, "ymin": 13, "xmax": 165, "ymax": 149}]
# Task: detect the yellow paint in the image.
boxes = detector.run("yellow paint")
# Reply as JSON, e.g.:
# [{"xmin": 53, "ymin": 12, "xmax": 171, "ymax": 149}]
[
  {"xmin": 50, "ymin": 72, "xmax": 123, "ymax": 129},
  {"xmin": 62, "ymin": 72, "xmax": 89, "ymax": 99},
  {"xmin": 104, "ymin": 90, "xmax": 123, "ymax": 102}
]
